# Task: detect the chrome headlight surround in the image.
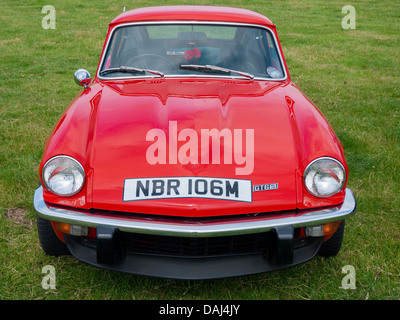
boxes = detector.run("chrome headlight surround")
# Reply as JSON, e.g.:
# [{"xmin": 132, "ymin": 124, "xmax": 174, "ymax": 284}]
[
  {"xmin": 42, "ymin": 156, "xmax": 86, "ymax": 197},
  {"xmin": 303, "ymin": 157, "xmax": 346, "ymax": 198}
]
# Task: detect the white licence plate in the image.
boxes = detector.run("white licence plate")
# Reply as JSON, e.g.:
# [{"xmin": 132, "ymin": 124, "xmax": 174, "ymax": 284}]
[{"xmin": 123, "ymin": 177, "xmax": 252, "ymax": 202}]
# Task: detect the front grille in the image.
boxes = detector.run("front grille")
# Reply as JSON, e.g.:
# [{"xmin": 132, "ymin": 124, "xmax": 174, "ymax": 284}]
[{"xmin": 122, "ymin": 232, "xmax": 270, "ymax": 257}]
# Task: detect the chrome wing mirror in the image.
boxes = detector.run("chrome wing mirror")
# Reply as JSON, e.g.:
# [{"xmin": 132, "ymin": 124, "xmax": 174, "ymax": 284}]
[{"xmin": 74, "ymin": 69, "xmax": 91, "ymax": 89}]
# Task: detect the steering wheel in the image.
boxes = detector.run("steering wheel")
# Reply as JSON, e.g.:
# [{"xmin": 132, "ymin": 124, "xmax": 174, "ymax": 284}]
[{"xmin": 126, "ymin": 54, "xmax": 174, "ymax": 72}]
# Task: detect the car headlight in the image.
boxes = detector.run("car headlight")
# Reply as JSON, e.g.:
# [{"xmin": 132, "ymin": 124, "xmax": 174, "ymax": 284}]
[
  {"xmin": 42, "ymin": 156, "xmax": 85, "ymax": 197},
  {"xmin": 303, "ymin": 157, "xmax": 346, "ymax": 198}
]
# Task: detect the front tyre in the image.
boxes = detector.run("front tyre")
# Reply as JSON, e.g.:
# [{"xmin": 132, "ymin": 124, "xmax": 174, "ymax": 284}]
[
  {"xmin": 37, "ymin": 217, "xmax": 70, "ymax": 256},
  {"xmin": 318, "ymin": 220, "xmax": 345, "ymax": 257}
]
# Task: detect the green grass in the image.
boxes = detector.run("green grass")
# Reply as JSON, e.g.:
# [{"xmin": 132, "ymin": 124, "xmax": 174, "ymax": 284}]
[{"xmin": 1, "ymin": 0, "xmax": 399, "ymax": 300}]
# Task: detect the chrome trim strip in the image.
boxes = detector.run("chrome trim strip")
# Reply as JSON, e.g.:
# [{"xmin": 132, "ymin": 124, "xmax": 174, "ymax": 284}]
[
  {"xmin": 34, "ymin": 187, "xmax": 356, "ymax": 238},
  {"xmin": 96, "ymin": 21, "xmax": 288, "ymax": 82}
]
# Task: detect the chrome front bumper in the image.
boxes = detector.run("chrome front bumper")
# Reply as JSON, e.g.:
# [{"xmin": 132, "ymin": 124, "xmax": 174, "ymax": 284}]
[{"xmin": 34, "ymin": 186, "xmax": 356, "ymax": 237}]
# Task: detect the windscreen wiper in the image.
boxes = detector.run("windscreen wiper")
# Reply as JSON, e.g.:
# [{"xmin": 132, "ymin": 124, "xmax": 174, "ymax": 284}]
[
  {"xmin": 100, "ymin": 66, "xmax": 164, "ymax": 78},
  {"xmin": 180, "ymin": 64, "xmax": 254, "ymax": 80}
]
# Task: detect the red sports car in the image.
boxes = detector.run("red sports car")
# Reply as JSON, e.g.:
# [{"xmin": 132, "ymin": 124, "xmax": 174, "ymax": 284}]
[{"xmin": 34, "ymin": 6, "xmax": 356, "ymax": 279}]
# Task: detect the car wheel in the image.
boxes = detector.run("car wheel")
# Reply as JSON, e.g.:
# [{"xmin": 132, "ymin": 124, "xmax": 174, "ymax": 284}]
[
  {"xmin": 318, "ymin": 220, "xmax": 345, "ymax": 257},
  {"xmin": 37, "ymin": 217, "xmax": 70, "ymax": 256}
]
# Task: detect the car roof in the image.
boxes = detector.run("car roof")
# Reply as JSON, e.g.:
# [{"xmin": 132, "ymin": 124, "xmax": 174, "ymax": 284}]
[{"xmin": 110, "ymin": 5, "xmax": 275, "ymax": 27}]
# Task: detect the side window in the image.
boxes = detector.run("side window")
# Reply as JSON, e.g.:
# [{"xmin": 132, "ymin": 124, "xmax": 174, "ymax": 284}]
[
  {"xmin": 103, "ymin": 34, "xmax": 117, "ymax": 69},
  {"xmin": 266, "ymin": 32, "xmax": 278, "ymax": 61},
  {"xmin": 265, "ymin": 31, "xmax": 283, "ymax": 75}
]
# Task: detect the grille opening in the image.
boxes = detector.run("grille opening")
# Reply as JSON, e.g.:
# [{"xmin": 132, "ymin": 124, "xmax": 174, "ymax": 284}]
[
  {"xmin": 76, "ymin": 227, "xmax": 309, "ymax": 258},
  {"xmin": 122, "ymin": 232, "xmax": 270, "ymax": 257}
]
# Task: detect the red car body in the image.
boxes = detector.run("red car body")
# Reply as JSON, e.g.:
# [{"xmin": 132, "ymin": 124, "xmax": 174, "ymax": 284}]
[{"xmin": 34, "ymin": 6, "xmax": 356, "ymax": 279}]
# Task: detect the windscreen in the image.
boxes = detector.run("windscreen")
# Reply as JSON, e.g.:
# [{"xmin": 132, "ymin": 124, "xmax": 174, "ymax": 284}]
[{"xmin": 100, "ymin": 23, "xmax": 285, "ymax": 79}]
